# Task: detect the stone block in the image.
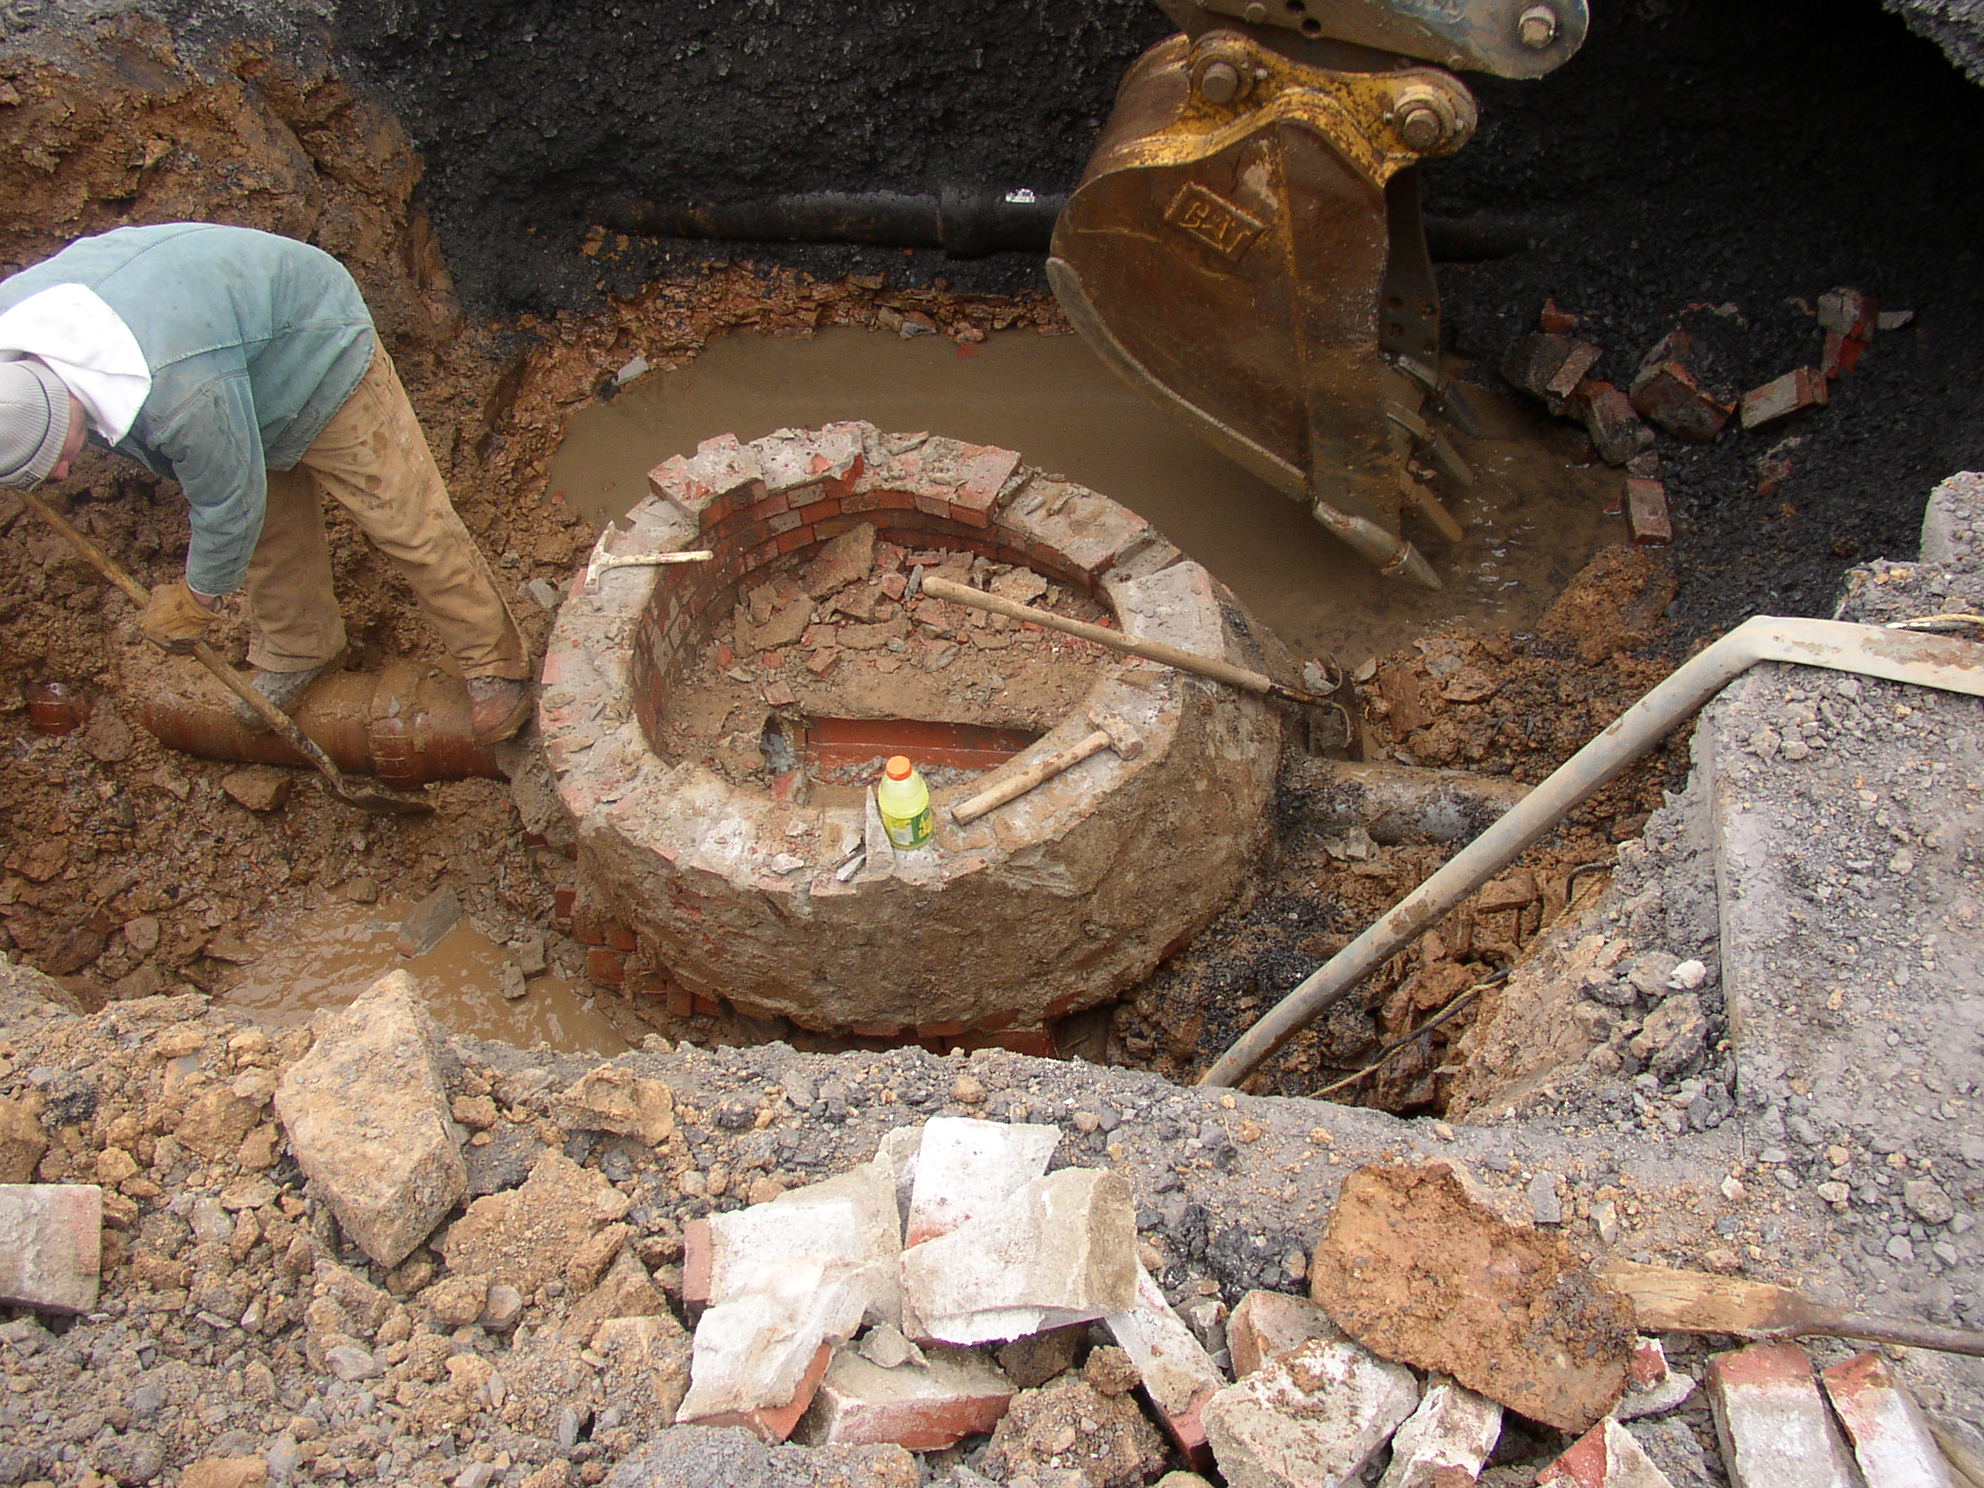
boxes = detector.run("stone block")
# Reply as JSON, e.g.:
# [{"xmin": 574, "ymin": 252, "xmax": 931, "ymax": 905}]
[
  {"xmin": 1202, "ymin": 1336, "xmax": 1418, "ymax": 1488},
  {"xmin": 0, "ymin": 1182, "xmax": 101, "ymax": 1313},
  {"xmin": 902, "ymin": 1168, "xmax": 1137, "ymax": 1345},
  {"xmin": 796, "ymin": 1342, "xmax": 1014, "ymax": 1450},
  {"xmin": 1105, "ymin": 1263, "xmax": 1225, "ymax": 1469},
  {"xmin": 552, "ymin": 1064, "xmax": 677, "ymax": 1145},
  {"xmin": 1705, "ymin": 1343, "xmax": 1859, "ymax": 1488},
  {"xmin": 1739, "ymin": 368, "xmax": 1827, "ymax": 431},
  {"xmin": 1227, "ymin": 1290, "xmax": 1344, "ymax": 1378},
  {"xmin": 1538, "ymin": 1418, "xmax": 1677, "ymax": 1488},
  {"xmin": 905, "ymin": 1116, "xmax": 1059, "ymax": 1245},
  {"xmin": 690, "ymin": 1159, "xmax": 901, "ymax": 1329},
  {"xmin": 1819, "ymin": 1351, "xmax": 1956, "ymax": 1488},
  {"xmin": 273, "ymin": 970, "xmax": 465, "ymax": 1268},
  {"xmin": 1379, "ymin": 1378, "xmax": 1502, "ymax": 1488}
]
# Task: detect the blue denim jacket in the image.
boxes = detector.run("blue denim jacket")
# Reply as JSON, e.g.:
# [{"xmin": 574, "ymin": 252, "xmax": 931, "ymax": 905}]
[{"xmin": 0, "ymin": 223, "xmax": 375, "ymax": 594}]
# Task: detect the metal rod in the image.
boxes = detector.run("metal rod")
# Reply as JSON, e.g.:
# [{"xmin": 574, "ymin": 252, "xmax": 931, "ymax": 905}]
[{"xmin": 1199, "ymin": 615, "xmax": 1984, "ymax": 1087}]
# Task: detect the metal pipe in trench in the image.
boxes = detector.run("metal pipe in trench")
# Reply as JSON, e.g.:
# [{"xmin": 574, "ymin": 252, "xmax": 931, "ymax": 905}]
[
  {"xmin": 133, "ymin": 660, "xmax": 504, "ymax": 787},
  {"xmin": 1200, "ymin": 617, "xmax": 1984, "ymax": 1089},
  {"xmin": 597, "ymin": 190, "xmax": 1548, "ymax": 263}
]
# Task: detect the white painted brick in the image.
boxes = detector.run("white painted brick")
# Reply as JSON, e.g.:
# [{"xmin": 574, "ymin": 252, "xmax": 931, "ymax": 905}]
[
  {"xmin": 1705, "ymin": 1343, "xmax": 1860, "ymax": 1488},
  {"xmin": 796, "ymin": 1342, "xmax": 1014, "ymax": 1450},
  {"xmin": 904, "ymin": 1116, "xmax": 1059, "ymax": 1246},
  {"xmin": 1202, "ymin": 1336, "xmax": 1419, "ymax": 1488},
  {"xmin": 901, "ymin": 1168, "xmax": 1137, "ymax": 1345},
  {"xmin": 1105, "ymin": 1264, "xmax": 1225, "ymax": 1468},
  {"xmin": 1379, "ymin": 1377, "xmax": 1502, "ymax": 1488},
  {"xmin": 0, "ymin": 1183, "xmax": 100, "ymax": 1314},
  {"xmin": 1226, "ymin": 1290, "xmax": 1344, "ymax": 1379},
  {"xmin": 1820, "ymin": 1352, "xmax": 1956, "ymax": 1488}
]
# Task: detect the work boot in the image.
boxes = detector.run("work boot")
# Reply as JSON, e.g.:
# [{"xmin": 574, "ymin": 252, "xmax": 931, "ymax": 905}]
[
  {"xmin": 233, "ymin": 655, "xmax": 341, "ymax": 731},
  {"xmin": 467, "ymin": 676, "xmax": 532, "ymax": 744}
]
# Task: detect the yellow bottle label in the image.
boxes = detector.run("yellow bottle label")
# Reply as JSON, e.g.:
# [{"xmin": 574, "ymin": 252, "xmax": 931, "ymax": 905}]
[{"xmin": 881, "ymin": 803, "xmax": 934, "ymax": 849}]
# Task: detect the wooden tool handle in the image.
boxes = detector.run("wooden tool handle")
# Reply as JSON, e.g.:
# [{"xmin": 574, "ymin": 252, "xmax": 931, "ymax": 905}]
[
  {"xmin": 951, "ymin": 730, "xmax": 1109, "ymax": 826},
  {"xmin": 1812, "ymin": 1312, "xmax": 1984, "ymax": 1358},
  {"xmin": 921, "ymin": 575, "xmax": 1317, "ymax": 703}
]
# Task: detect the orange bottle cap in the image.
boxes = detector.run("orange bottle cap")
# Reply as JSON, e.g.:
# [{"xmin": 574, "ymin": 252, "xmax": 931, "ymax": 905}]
[{"xmin": 885, "ymin": 755, "xmax": 913, "ymax": 780}]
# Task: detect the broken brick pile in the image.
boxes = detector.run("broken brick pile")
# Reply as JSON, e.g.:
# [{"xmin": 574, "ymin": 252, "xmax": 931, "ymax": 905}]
[
  {"xmin": 1503, "ymin": 288, "xmax": 1905, "ymax": 548},
  {"xmin": 534, "ymin": 422, "xmax": 1283, "ymax": 1038}
]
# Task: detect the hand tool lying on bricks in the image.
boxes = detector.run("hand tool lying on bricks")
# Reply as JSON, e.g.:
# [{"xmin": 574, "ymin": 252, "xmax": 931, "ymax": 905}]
[
  {"xmin": 581, "ymin": 547, "xmax": 714, "ymax": 591},
  {"xmin": 1602, "ymin": 1260, "xmax": 1984, "ymax": 1357},
  {"xmin": 950, "ymin": 714, "xmax": 1143, "ymax": 826},
  {"xmin": 17, "ymin": 486, "xmax": 432, "ymax": 816},
  {"xmin": 921, "ymin": 575, "xmax": 1340, "ymax": 709}
]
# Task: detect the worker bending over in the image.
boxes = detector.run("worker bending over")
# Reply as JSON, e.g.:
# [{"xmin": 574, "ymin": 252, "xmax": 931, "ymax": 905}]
[{"xmin": 0, "ymin": 222, "xmax": 531, "ymax": 743}]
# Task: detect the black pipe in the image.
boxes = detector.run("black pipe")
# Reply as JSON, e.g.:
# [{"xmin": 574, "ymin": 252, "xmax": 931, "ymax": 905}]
[{"xmin": 599, "ymin": 187, "xmax": 1554, "ymax": 263}]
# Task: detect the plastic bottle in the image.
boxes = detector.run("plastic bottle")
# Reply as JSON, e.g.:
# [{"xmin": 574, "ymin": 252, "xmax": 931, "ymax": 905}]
[{"xmin": 876, "ymin": 755, "xmax": 934, "ymax": 849}]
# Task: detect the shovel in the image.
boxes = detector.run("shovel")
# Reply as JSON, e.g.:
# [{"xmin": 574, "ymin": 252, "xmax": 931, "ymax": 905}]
[
  {"xmin": 18, "ymin": 487, "xmax": 432, "ymax": 816},
  {"xmin": 1602, "ymin": 1260, "xmax": 1984, "ymax": 1358}
]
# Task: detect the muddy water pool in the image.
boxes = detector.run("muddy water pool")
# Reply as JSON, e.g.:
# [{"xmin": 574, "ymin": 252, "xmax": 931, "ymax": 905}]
[
  {"xmin": 549, "ymin": 327, "xmax": 1625, "ymax": 667},
  {"xmin": 217, "ymin": 898, "xmax": 631, "ymax": 1054}
]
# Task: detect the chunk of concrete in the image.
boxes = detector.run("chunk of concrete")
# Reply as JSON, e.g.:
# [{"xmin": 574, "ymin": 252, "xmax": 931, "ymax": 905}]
[
  {"xmin": 1819, "ymin": 1351, "xmax": 1956, "ymax": 1488},
  {"xmin": 0, "ymin": 1183, "xmax": 101, "ymax": 1314},
  {"xmin": 901, "ymin": 1168, "xmax": 1137, "ymax": 1345},
  {"xmin": 1202, "ymin": 1336, "xmax": 1419, "ymax": 1488},
  {"xmin": 1538, "ymin": 1418, "xmax": 1677, "ymax": 1488},
  {"xmin": 553, "ymin": 1064, "xmax": 677, "ymax": 1145},
  {"xmin": 904, "ymin": 1116, "xmax": 1059, "ymax": 1245},
  {"xmin": 1379, "ymin": 1377, "xmax": 1502, "ymax": 1488},
  {"xmin": 1705, "ymin": 1343, "xmax": 1859, "ymax": 1488},
  {"xmin": 272, "ymin": 970, "xmax": 465, "ymax": 1268},
  {"xmin": 677, "ymin": 1258, "xmax": 864, "ymax": 1440},
  {"xmin": 795, "ymin": 1342, "xmax": 1014, "ymax": 1450},
  {"xmin": 1227, "ymin": 1290, "xmax": 1344, "ymax": 1378},
  {"xmin": 1105, "ymin": 1263, "xmax": 1225, "ymax": 1469},
  {"xmin": 687, "ymin": 1159, "xmax": 901, "ymax": 1329}
]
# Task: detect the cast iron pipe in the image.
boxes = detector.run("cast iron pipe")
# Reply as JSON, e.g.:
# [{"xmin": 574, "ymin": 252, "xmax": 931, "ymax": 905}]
[
  {"xmin": 1201, "ymin": 616, "xmax": 1984, "ymax": 1088},
  {"xmin": 600, "ymin": 189, "xmax": 1548, "ymax": 263},
  {"xmin": 134, "ymin": 660, "xmax": 504, "ymax": 787}
]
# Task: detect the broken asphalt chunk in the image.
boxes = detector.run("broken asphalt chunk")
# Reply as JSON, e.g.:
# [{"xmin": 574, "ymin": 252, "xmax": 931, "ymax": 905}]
[
  {"xmin": 1307, "ymin": 1162, "xmax": 1635, "ymax": 1434},
  {"xmin": 901, "ymin": 1167, "xmax": 1137, "ymax": 1345},
  {"xmin": 0, "ymin": 1182, "xmax": 101, "ymax": 1314}
]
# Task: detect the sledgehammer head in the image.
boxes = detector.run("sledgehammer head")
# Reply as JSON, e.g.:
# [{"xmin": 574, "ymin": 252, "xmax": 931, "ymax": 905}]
[{"xmin": 1089, "ymin": 712, "xmax": 1144, "ymax": 760}]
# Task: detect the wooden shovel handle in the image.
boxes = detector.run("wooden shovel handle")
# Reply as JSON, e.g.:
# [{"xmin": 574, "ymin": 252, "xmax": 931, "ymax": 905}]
[
  {"xmin": 951, "ymin": 729, "xmax": 1109, "ymax": 826},
  {"xmin": 1808, "ymin": 1312, "xmax": 1984, "ymax": 1358},
  {"xmin": 921, "ymin": 575, "xmax": 1327, "ymax": 706}
]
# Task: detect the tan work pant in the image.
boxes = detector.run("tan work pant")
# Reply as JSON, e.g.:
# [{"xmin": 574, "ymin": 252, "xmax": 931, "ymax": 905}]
[{"xmin": 244, "ymin": 343, "xmax": 528, "ymax": 681}]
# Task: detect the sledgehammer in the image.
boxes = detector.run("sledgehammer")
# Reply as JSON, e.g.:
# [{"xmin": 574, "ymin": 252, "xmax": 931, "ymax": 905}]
[{"xmin": 950, "ymin": 714, "xmax": 1143, "ymax": 827}]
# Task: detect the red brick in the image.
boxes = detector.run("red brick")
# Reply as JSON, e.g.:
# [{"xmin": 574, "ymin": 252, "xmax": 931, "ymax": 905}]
[
  {"xmin": 797, "ymin": 496, "xmax": 843, "ymax": 524},
  {"xmin": 585, "ymin": 947, "xmax": 626, "ymax": 984},
  {"xmin": 850, "ymin": 1022, "xmax": 905, "ymax": 1039},
  {"xmin": 915, "ymin": 1021, "xmax": 968, "ymax": 1039},
  {"xmin": 1820, "ymin": 1351, "xmax": 1949, "ymax": 1487},
  {"xmin": 1739, "ymin": 367, "xmax": 1827, "ymax": 431},
  {"xmin": 1625, "ymin": 478, "xmax": 1672, "ymax": 546},
  {"xmin": 776, "ymin": 528, "xmax": 814, "ymax": 555},
  {"xmin": 1540, "ymin": 298, "xmax": 1580, "ymax": 334},
  {"xmin": 1538, "ymin": 1418, "xmax": 1671, "ymax": 1487},
  {"xmin": 607, "ymin": 924, "xmax": 638, "ymax": 953},
  {"xmin": 665, "ymin": 988, "xmax": 695, "ymax": 1018},
  {"xmin": 1631, "ymin": 361, "xmax": 1733, "ymax": 442},
  {"xmin": 682, "ymin": 1218, "xmax": 713, "ymax": 1306},
  {"xmin": 1822, "ymin": 329, "xmax": 1869, "ymax": 379},
  {"xmin": 692, "ymin": 994, "xmax": 724, "ymax": 1017},
  {"xmin": 684, "ymin": 1340, "xmax": 834, "ymax": 1444},
  {"xmin": 552, "ymin": 889, "xmax": 576, "ymax": 931}
]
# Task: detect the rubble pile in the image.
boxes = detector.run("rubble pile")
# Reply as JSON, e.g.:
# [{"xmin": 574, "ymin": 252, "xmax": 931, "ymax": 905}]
[
  {"xmin": 652, "ymin": 519, "xmax": 1110, "ymax": 790},
  {"xmin": 1502, "ymin": 288, "xmax": 1910, "ymax": 550},
  {"xmin": 4, "ymin": 951, "xmax": 1973, "ymax": 1487}
]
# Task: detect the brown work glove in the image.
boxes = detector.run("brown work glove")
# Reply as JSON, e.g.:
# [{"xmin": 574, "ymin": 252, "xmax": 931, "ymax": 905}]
[{"xmin": 139, "ymin": 579, "xmax": 218, "ymax": 653}]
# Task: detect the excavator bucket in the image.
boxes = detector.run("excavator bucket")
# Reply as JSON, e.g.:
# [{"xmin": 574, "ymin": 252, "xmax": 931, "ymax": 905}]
[{"xmin": 1051, "ymin": 3, "xmax": 1587, "ymax": 584}]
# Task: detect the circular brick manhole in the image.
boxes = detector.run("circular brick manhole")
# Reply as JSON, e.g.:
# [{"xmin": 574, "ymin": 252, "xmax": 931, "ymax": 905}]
[{"xmin": 536, "ymin": 422, "xmax": 1285, "ymax": 1042}]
